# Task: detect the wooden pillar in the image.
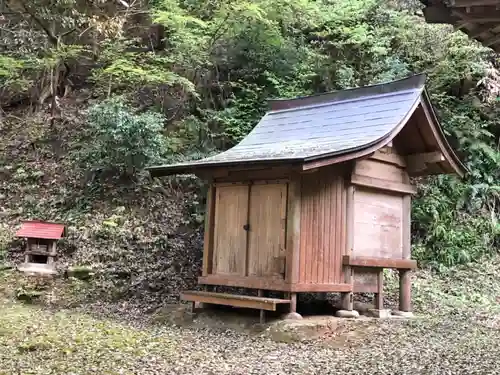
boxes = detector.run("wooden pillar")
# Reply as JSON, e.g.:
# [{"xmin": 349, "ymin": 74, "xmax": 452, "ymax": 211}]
[
  {"xmin": 202, "ymin": 184, "xmax": 216, "ymax": 276},
  {"xmin": 375, "ymin": 269, "xmax": 384, "ymax": 310},
  {"xmin": 48, "ymin": 240, "xmax": 56, "ymax": 266},
  {"xmin": 24, "ymin": 239, "xmax": 31, "ymax": 264},
  {"xmin": 289, "ymin": 292, "xmax": 297, "ymax": 313},
  {"xmin": 400, "ymin": 194, "xmax": 412, "ymax": 312},
  {"xmin": 399, "ymin": 269, "xmax": 411, "ymax": 312},
  {"xmin": 342, "ymin": 184, "xmax": 355, "ymax": 311},
  {"xmin": 285, "ymin": 178, "xmax": 301, "ymax": 285}
]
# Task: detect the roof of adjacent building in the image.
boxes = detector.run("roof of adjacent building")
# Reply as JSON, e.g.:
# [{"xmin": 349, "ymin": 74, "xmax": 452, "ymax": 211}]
[
  {"xmin": 148, "ymin": 74, "xmax": 466, "ymax": 177},
  {"xmin": 15, "ymin": 221, "xmax": 66, "ymax": 240},
  {"xmin": 421, "ymin": 0, "xmax": 500, "ymax": 52}
]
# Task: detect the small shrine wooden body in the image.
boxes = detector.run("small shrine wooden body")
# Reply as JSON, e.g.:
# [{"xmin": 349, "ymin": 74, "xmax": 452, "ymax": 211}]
[
  {"xmin": 148, "ymin": 74, "xmax": 466, "ymax": 320},
  {"xmin": 15, "ymin": 221, "xmax": 66, "ymax": 275}
]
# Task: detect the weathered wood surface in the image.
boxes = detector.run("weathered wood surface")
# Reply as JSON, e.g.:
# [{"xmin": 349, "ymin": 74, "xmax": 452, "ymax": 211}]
[
  {"xmin": 181, "ymin": 291, "xmax": 291, "ymax": 311},
  {"xmin": 352, "ymin": 188, "xmax": 404, "ymax": 259},
  {"xmin": 299, "ymin": 168, "xmax": 346, "ymax": 285},
  {"xmin": 343, "ymin": 256, "xmax": 417, "ymax": 269},
  {"xmin": 285, "ymin": 177, "xmax": 301, "ymax": 284},
  {"xmin": 212, "ymin": 184, "xmax": 249, "ymax": 275},
  {"xmin": 202, "ymin": 185, "xmax": 216, "ymax": 276},
  {"xmin": 247, "ymin": 183, "xmax": 287, "ymax": 277},
  {"xmin": 198, "ymin": 275, "xmax": 353, "ymax": 293},
  {"xmin": 199, "ymin": 275, "xmax": 288, "ymax": 290}
]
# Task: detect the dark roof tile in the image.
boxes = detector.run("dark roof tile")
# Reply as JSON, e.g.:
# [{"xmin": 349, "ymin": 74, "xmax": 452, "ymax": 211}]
[{"xmin": 148, "ymin": 75, "xmax": 426, "ymax": 176}]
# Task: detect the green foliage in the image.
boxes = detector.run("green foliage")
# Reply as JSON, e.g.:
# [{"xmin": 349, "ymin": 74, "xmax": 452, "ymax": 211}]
[
  {"xmin": 3, "ymin": 0, "xmax": 500, "ymax": 271},
  {"xmin": 81, "ymin": 98, "xmax": 168, "ymax": 176},
  {"xmin": 412, "ymin": 176, "xmax": 497, "ymax": 270}
]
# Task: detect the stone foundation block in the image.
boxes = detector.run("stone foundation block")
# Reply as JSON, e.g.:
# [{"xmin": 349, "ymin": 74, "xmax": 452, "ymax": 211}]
[
  {"xmin": 335, "ymin": 310, "xmax": 360, "ymax": 318},
  {"xmin": 282, "ymin": 312, "xmax": 303, "ymax": 320}
]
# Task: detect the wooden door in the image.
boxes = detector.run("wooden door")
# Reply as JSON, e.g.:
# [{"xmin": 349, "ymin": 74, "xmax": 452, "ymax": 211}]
[
  {"xmin": 247, "ymin": 183, "xmax": 287, "ymax": 278},
  {"xmin": 212, "ymin": 184, "xmax": 249, "ymax": 275}
]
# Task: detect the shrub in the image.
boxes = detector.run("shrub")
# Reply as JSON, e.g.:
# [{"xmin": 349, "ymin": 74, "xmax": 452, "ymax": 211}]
[{"xmin": 82, "ymin": 97, "xmax": 167, "ymax": 177}]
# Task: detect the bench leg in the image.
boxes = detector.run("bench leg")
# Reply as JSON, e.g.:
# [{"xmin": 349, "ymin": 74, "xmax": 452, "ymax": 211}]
[
  {"xmin": 259, "ymin": 309, "xmax": 265, "ymax": 324},
  {"xmin": 258, "ymin": 290, "xmax": 265, "ymax": 324}
]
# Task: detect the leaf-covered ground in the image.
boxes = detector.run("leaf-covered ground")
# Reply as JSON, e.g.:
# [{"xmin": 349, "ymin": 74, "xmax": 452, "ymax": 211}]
[{"xmin": 1, "ymin": 258, "xmax": 500, "ymax": 375}]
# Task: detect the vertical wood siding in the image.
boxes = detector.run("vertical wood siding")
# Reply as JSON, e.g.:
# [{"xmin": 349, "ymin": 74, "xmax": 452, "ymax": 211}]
[{"xmin": 299, "ymin": 170, "xmax": 346, "ymax": 284}]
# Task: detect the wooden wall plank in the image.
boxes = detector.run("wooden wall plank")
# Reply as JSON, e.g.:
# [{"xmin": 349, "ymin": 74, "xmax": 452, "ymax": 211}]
[
  {"xmin": 354, "ymin": 159, "xmax": 407, "ymax": 183},
  {"xmin": 212, "ymin": 184, "xmax": 249, "ymax": 276},
  {"xmin": 352, "ymin": 189, "xmax": 404, "ymax": 259},
  {"xmin": 351, "ymin": 174, "xmax": 416, "ymax": 195}
]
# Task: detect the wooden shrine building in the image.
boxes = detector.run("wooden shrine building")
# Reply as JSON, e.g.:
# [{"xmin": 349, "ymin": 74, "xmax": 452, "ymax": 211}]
[
  {"xmin": 148, "ymin": 74, "xmax": 466, "ymax": 320},
  {"xmin": 15, "ymin": 220, "xmax": 66, "ymax": 275}
]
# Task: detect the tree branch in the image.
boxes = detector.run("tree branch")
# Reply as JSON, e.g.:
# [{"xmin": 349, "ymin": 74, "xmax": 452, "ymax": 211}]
[{"xmin": 16, "ymin": 0, "xmax": 58, "ymax": 46}]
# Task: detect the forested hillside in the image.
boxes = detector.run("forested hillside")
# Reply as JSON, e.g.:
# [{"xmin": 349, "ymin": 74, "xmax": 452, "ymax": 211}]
[{"xmin": 1, "ymin": 0, "xmax": 500, "ymax": 309}]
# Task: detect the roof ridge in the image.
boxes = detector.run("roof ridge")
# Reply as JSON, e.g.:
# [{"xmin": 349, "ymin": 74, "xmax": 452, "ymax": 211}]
[{"xmin": 268, "ymin": 74, "xmax": 427, "ymax": 112}]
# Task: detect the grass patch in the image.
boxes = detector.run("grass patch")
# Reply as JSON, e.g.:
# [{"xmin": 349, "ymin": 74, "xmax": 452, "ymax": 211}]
[{"xmin": 0, "ymin": 302, "xmax": 179, "ymax": 374}]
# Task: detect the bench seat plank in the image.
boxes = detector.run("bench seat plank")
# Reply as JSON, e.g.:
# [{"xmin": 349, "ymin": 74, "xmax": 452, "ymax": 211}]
[{"xmin": 181, "ymin": 291, "xmax": 291, "ymax": 311}]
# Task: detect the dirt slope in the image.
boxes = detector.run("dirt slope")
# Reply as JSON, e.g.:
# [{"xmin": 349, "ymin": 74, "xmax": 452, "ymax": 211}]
[{"xmin": 0, "ymin": 91, "xmax": 204, "ymax": 310}]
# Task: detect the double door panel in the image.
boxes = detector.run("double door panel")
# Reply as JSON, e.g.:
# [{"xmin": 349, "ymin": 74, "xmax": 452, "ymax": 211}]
[{"xmin": 212, "ymin": 182, "xmax": 287, "ymax": 278}]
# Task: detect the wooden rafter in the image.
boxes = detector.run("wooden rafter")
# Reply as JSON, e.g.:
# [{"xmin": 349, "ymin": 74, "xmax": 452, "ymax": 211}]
[
  {"xmin": 451, "ymin": 8, "xmax": 500, "ymax": 23},
  {"xmin": 483, "ymin": 32, "xmax": 500, "ymax": 44},
  {"xmin": 406, "ymin": 151, "xmax": 445, "ymax": 174},
  {"xmin": 470, "ymin": 24, "xmax": 496, "ymax": 37},
  {"xmin": 447, "ymin": 0, "xmax": 500, "ymax": 7}
]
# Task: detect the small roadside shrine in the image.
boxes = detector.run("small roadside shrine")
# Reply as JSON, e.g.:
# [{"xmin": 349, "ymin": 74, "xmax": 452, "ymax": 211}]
[
  {"xmin": 15, "ymin": 220, "xmax": 66, "ymax": 275},
  {"xmin": 148, "ymin": 74, "xmax": 466, "ymax": 321}
]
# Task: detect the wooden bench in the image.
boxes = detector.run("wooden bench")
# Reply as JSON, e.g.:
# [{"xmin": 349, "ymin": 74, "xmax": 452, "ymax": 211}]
[{"xmin": 181, "ymin": 291, "xmax": 291, "ymax": 323}]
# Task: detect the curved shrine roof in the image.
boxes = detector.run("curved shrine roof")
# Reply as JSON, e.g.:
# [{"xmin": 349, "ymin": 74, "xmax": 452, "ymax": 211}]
[{"xmin": 148, "ymin": 74, "xmax": 466, "ymax": 178}]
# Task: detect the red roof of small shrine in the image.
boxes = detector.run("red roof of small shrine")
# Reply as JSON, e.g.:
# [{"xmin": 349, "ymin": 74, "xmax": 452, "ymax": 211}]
[{"xmin": 15, "ymin": 221, "xmax": 66, "ymax": 240}]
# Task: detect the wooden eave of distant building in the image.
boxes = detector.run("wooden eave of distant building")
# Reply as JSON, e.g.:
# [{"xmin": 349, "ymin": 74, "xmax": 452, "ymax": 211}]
[{"xmin": 421, "ymin": 0, "xmax": 500, "ymax": 51}]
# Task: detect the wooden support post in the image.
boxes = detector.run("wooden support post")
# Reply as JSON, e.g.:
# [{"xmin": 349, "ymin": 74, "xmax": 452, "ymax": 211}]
[
  {"xmin": 375, "ymin": 269, "xmax": 384, "ymax": 310},
  {"xmin": 24, "ymin": 239, "xmax": 30, "ymax": 264},
  {"xmin": 286, "ymin": 178, "xmax": 301, "ymax": 285},
  {"xmin": 399, "ymin": 269, "xmax": 411, "ymax": 312},
  {"xmin": 202, "ymin": 184, "xmax": 216, "ymax": 276},
  {"xmin": 341, "ymin": 270, "xmax": 353, "ymax": 311},
  {"xmin": 289, "ymin": 292, "xmax": 297, "ymax": 313},
  {"xmin": 258, "ymin": 290, "xmax": 265, "ymax": 324},
  {"xmin": 342, "ymin": 184, "xmax": 355, "ymax": 311}
]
